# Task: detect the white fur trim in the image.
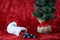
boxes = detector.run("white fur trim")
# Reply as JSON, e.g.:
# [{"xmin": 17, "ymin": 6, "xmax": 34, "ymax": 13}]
[
  {"xmin": 7, "ymin": 22, "xmax": 27, "ymax": 36},
  {"xmin": 37, "ymin": 25, "xmax": 52, "ymax": 33}
]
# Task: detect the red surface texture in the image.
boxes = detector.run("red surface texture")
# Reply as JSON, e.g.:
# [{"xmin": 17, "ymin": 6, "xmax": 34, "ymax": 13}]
[{"xmin": 0, "ymin": 0, "xmax": 60, "ymax": 40}]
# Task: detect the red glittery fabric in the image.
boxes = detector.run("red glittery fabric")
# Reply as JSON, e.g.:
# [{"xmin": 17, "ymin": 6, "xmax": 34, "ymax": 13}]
[{"xmin": 0, "ymin": 0, "xmax": 60, "ymax": 40}]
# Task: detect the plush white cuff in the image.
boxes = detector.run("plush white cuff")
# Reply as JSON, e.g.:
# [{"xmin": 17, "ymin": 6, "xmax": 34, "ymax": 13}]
[{"xmin": 7, "ymin": 22, "xmax": 27, "ymax": 36}]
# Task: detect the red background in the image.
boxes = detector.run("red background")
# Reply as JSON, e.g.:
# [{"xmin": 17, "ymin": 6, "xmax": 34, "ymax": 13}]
[{"xmin": 0, "ymin": 0, "xmax": 60, "ymax": 40}]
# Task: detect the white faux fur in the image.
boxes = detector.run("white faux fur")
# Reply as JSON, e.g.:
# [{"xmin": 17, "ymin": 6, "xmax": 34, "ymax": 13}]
[
  {"xmin": 7, "ymin": 22, "xmax": 27, "ymax": 36},
  {"xmin": 37, "ymin": 25, "xmax": 52, "ymax": 33}
]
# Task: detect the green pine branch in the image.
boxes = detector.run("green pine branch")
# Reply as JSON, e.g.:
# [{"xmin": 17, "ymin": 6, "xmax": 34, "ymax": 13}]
[{"xmin": 33, "ymin": 0, "xmax": 56, "ymax": 22}]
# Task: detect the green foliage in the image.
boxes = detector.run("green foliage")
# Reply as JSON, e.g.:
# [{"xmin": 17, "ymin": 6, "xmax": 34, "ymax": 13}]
[
  {"xmin": 46, "ymin": 0, "xmax": 56, "ymax": 3},
  {"xmin": 33, "ymin": 0, "xmax": 56, "ymax": 21},
  {"xmin": 36, "ymin": 0, "xmax": 46, "ymax": 6}
]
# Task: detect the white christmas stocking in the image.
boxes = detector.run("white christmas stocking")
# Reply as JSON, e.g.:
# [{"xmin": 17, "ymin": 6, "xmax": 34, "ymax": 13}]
[{"xmin": 7, "ymin": 22, "xmax": 27, "ymax": 36}]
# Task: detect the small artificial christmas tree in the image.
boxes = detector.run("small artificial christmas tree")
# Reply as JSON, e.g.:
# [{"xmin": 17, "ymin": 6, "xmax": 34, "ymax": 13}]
[{"xmin": 33, "ymin": 0, "xmax": 56, "ymax": 33}]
